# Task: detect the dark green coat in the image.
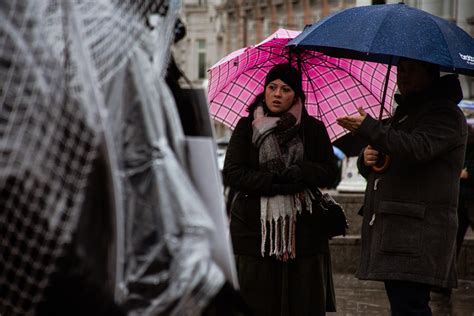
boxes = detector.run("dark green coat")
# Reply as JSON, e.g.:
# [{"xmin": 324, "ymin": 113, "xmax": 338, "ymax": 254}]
[
  {"xmin": 356, "ymin": 75, "xmax": 467, "ymax": 288},
  {"xmin": 223, "ymin": 109, "xmax": 338, "ymax": 256}
]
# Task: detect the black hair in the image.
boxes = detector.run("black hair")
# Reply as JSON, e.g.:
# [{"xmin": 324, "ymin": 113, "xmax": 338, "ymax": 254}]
[{"xmin": 246, "ymin": 92, "xmax": 266, "ymax": 116}]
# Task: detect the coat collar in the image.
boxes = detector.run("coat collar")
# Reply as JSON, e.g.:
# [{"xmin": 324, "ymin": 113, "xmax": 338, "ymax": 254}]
[
  {"xmin": 393, "ymin": 74, "xmax": 463, "ymax": 119},
  {"xmin": 395, "ymin": 74, "xmax": 463, "ymax": 108}
]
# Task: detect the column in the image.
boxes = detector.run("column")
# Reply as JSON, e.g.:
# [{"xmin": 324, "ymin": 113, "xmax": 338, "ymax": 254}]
[
  {"xmin": 286, "ymin": 0, "xmax": 294, "ymax": 29},
  {"xmin": 303, "ymin": 0, "xmax": 313, "ymax": 25},
  {"xmin": 457, "ymin": 0, "xmax": 474, "ymax": 36},
  {"xmin": 255, "ymin": 1, "xmax": 263, "ymax": 42},
  {"xmin": 322, "ymin": 0, "xmax": 329, "ymax": 17},
  {"xmin": 225, "ymin": 6, "xmax": 232, "ymax": 53},
  {"xmin": 236, "ymin": 0, "xmax": 244, "ymax": 47},
  {"xmin": 419, "ymin": 0, "xmax": 443, "ymax": 17},
  {"xmin": 267, "ymin": 0, "xmax": 278, "ymax": 33}
]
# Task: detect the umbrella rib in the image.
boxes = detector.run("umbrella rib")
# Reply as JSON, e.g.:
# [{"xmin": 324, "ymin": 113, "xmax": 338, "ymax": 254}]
[
  {"xmin": 208, "ymin": 48, "xmax": 286, "ymax": 103},
  {"xmin": 368, "ymin": 6, "xmax": 398, "ymax": 56},
  {"xmin": 301, "ymin": 58, "xmax": 348, "ymax": 140},
  {"xmin": 209, "ymin": 43, "xmax": 298, "ymax": 128},
  {"xmin": 300, "ymin": 52, "xmax": 353, "ymax": 134},
  {"xmin": 430, "ymin": 16, "xmax": 455, "ymax": 70},
  {"xmin": 302, "ymin": 51, "xmax": 388, "ymax": 107},
  {"xmin": 254, "ymin": 45, "xmax": 290, "ymax": 57},
  {"xmin": 300, "ymin": 58, "xmax": 321, "ymax": 120},
  {"xmin": 209, "ymin": 29, "xmax": 397, "ymax": 138},
  {"xmin": 301, "ymin": 50, "xmax": 394, "ymax": 119}
]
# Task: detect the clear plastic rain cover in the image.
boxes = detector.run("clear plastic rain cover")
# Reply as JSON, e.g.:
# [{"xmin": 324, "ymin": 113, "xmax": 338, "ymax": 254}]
[{"xmin": 0, "ymin": 1, "xmax": 224, "ymax": 315}]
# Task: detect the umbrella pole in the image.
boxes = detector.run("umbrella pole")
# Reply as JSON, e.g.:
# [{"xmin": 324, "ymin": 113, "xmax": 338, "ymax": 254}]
[
  {"xmin": 379, "ymin": 57, "xmax": 393, "ymax": 120},
  {"xmin": 373, "ymin": 57, "xmax": 394, "ymax": 174},
  {"xmin": 295, "ymin": 49, "xmax": 302, "ymax": 74}
]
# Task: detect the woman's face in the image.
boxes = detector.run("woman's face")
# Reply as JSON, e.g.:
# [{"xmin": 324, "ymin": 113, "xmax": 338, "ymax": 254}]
[{"xmin": 264, "ymin": 79, "xmax": 296, "ymax": 114}]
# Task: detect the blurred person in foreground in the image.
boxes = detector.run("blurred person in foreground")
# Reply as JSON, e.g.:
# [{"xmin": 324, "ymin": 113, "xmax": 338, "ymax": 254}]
[
  {"xmin": 336, "ymin": 58, "xmax": 467, "ymax": 316},
  {"xmin": 223, "ymin": 63, "xmax": 338, "ymax": 316}
]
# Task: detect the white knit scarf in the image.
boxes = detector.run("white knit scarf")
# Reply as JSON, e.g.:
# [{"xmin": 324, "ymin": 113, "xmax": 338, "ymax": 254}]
[{"xmin": 251, "ymin": 100, "xmax": 314, "ymax": 261}]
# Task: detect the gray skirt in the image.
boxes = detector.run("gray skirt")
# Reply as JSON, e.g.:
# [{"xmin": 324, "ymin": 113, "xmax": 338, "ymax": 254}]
[{"xmin": 235, "ymin": 253, "xmax": 336, "ymax": 316}]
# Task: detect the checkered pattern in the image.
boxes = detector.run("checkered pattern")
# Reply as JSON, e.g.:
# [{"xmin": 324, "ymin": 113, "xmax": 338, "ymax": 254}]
[{"xmin": 208, "ymin": 28, "xmax": 397, "ymax": 141}]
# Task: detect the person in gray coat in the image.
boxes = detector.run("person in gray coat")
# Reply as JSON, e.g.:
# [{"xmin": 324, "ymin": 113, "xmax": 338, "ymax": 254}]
[{"xmin": 336, "ymin": 58, "xmax": 467, "ymax": 315}]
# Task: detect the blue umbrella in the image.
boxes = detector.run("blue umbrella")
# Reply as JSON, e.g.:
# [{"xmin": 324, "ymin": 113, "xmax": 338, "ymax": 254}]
[
  {"xmin": 288, "ymin": 3, "xmax": 474, "ymax": 76},
  {"xmin": 288, "ymin": 2, "xmax": 474, "ymax": 173}
]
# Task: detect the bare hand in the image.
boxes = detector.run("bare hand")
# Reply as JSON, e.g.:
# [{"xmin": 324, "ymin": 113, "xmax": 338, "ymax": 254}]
[
  {"xmin": 461, "ymin": 168, "xmax": 469, "ymax": 179},
  {"xmin": 336, "ymin": 107, "xmax": 367, "ymax": 133},
  {"xmin": 363, "ymin": 145, "xmax": 379, "ymax": 167}
]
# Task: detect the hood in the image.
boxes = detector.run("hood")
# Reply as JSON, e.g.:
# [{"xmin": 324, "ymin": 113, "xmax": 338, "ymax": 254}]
[
  {"xmin": 395, "ymin": 74, "xmax": 463, "ymax": 107},
  {"xmin": 435, "ymin": 74, "xmax": 463, "ymax": 104}
]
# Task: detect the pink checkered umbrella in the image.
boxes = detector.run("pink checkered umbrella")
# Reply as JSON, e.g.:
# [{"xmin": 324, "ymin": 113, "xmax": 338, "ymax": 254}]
[{"xmin": 207, "ymin": 28, "xmax": 397, "ymax": 141}]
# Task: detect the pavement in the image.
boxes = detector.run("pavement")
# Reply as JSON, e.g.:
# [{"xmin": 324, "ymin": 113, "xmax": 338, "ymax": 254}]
[{"xmin": 329, "ymin": 274, "xmax": 474, "ymax": 316}]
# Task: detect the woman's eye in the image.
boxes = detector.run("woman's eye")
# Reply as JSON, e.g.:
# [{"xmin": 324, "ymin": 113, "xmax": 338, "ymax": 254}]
[{"xmin": 282, "ymin": 88, "xmax": 291, "ymax": 93}]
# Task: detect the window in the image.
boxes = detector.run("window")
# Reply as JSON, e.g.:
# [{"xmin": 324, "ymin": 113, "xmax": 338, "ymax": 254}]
[
  {"xmin": 198, "ymin": 52, "xmax": 206, "ymax": 79},
  {"xmin": 197, "ymin": 39, "xmax": 206, "ymax": 79},
  {"xmin": 197, "ymin": 39, "xmax": 206, "ymax": 50}
]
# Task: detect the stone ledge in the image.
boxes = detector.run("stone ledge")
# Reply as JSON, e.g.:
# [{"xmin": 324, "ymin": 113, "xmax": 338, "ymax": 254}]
[
  {"xmin": 330, "ymin": 236, "xmax": 474, "ymax": 280},
  {"xmin": 330, "ymin": 191, "xmax": 474, "ymax": 237}
]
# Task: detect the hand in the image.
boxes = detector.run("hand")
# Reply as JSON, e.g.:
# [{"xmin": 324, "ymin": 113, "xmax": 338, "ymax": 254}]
[
  {"xmin": 270, "ymin": 182, "xmax": 305, "ymax": 196},
  {"xmin": 363, "ymin": 145, "xmax": 379, "ymax": 167},
  {"xmin": 336, "ymin": 107, "xmax": 367, "ymax": 133},
  {"xmin": 461, "ymin": 168, "xmax": 469, "ymax": 179},
  {"xmin": 280, "ymin": 164, "xmax": 304, "ymax": 183}
]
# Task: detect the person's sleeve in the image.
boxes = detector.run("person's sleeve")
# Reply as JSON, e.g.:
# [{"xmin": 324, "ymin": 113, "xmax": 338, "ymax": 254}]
[
  {"xmin": 298, "ymin": 120, "xmax": 338, "ymax": 188},
  {"xmin": 222, "ymin": 117, "xmax": 274, "ymax": 195},
  {"xmin": 466, "ymin": 167, "xmax": 474, "ymax": 184},
  {"xmin": 355, "ymin": 105, "xmax": 467, "ymax": 164},
  {"xmin": 464, "ymin": 146, "xmax": 474, "ymax": 185},
  {"xmin": 357, "ymin": 148, "xmax": 371, "ymax": 179}
]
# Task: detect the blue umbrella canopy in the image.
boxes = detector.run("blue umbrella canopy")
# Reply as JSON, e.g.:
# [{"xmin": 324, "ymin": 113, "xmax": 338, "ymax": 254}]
[{"xmin": 288, "ymin": 3, "xmax": 474, "ymax": 76}]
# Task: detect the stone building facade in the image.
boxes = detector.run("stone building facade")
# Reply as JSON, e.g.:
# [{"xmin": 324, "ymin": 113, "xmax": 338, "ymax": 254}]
[
  {"xmin": 177, "ymin": 0, "xmax": 473, "ymax": 84},
  {"xmin": 221, "ymin": 0, "xmax": 357, "ymax": 54},
  {"xmin": 175, "ymin": 0, "xmax": 474, "ymax": 137}
]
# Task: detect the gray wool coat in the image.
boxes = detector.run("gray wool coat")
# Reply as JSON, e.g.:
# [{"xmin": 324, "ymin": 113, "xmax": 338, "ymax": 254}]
[{"xmin": 355, "ymin": 75, "xmax": 467, "ymax": 288}]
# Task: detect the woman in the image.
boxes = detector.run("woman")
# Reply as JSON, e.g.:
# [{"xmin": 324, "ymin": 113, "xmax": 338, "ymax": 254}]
[{"xmin": 223, "ymin": 63, "xmax": 338, "ymax": 315}]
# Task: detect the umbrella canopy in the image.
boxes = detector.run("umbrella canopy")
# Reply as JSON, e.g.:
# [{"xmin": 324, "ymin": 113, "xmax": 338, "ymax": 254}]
[
  {"xmin": 208, "ymin": 28, "xmax": 396, "ymax": 141},
  {"xmin": 288, "ymin": 3, "xmax": 474, "ymax": 76}
]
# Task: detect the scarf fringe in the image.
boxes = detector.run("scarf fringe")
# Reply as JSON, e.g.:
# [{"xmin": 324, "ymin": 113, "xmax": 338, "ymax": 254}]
[{"xmin": 260, "ymin": 190, "xmax": 313, "ymax": 261}]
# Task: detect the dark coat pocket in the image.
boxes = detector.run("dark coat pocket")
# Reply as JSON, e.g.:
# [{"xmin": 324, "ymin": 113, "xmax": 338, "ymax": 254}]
[
  {"xmin": 231, "ymin": 194, "xmax": 261, "ymax": 226},
  {"xmin": 378, "ymin": 200, "xmax": 425, "ymax": 256}
]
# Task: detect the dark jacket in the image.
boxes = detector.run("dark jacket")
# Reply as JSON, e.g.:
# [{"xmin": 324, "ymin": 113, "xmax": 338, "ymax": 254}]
[
  {"xmin": 355, "ymin": 75, "xmax": 467, "ymax": 288},
  {"xmin": 223, "ymin": 108, "xmax": 338, "ymax": 256},
  {"xmin": 460, "ymin": 131, "xmax": 474, "ymax": 200}
]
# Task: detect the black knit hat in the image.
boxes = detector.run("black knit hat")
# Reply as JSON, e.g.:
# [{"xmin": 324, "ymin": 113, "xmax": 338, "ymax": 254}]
[{"xmin": 264, "ymin": 63, "xmax": 304, "ymax": 102}]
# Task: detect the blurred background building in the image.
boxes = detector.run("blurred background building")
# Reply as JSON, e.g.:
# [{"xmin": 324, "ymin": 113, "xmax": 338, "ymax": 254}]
[{"xmin": 174, "ymin": 0, "xmax": 474, "ymax": 139}]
